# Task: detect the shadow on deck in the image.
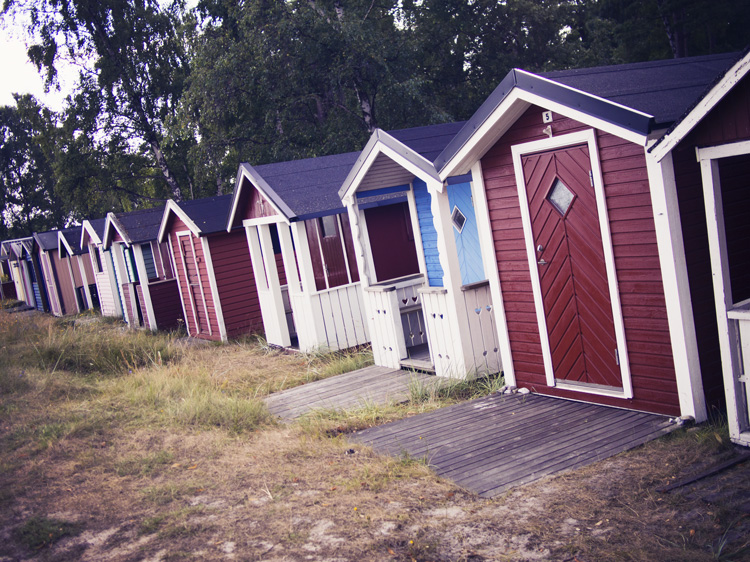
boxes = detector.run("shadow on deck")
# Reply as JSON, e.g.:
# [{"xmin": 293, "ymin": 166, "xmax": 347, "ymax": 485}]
[
  {"xmin": 264, "ymin": 365, "xmax": 441, "ymax": 421},
  {"xmin": 351, "ymin": 392, "xmax": 676, "ymax": 498}
]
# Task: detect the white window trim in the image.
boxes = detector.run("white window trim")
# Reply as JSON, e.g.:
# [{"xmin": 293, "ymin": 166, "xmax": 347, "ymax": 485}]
[{"xmin": 511, "ymin": 129, "xmax": 633, "ymax": 399}]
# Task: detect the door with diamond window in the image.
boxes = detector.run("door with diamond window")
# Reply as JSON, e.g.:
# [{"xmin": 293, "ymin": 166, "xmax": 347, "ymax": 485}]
[{"xmin": 522, "ymin": 143, "xmax": 622, "ymax": 389}]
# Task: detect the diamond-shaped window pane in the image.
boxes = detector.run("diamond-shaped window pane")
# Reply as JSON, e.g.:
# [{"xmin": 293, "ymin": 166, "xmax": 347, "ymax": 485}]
[
  {"xmin": 451, "ymin": 206, "xmax": 466, "ymax": 233},
  {"xmin": 548, "ymin": 178, "xmax": 574, "ymax": 215}
]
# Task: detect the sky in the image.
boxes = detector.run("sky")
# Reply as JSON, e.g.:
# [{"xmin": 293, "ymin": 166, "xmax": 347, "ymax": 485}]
[{"xmin": 0, "ymin": 21, "xmax": 78, "ymax": 112}]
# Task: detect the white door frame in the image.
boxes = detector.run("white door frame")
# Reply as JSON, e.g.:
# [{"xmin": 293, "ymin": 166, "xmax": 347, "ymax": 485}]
[{"xmin": 511, "ymin": 129, "xmax": 633, "ymax": 399}]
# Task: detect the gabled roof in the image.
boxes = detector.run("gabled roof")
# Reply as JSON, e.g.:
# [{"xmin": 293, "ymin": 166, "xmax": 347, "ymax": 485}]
[
  {"xmin": 436, "ymin": 52, "xmax": 738, "ymax": 176},
  {"xmin": 158, "ymin": 194, "xmax": 234, "ymax": 242},
  {"xmin": 649, "ymin": 50, "xmax": 750, "ymax": 160},
  {"xmin": 339, "ymin": 122, "xmax": 465, "ymax": 201},
  {"xmin": 103, "ymin": 206, "xmax": 166, "ymax": 248},
  {"xmin": 1, "ymin": 237, "xmax": 34, "ymax": 259},
  {"xmin": 227, "ymin": 151, "xmax": 360, "ymax": 229},
  {"xmin": 80, "ymin": 217, "xmax": 107, "ymax": 248},
  {"xmin": 58, "ymin": 227, "xmax": 87, "ymax": 257},
  {"xmin": 34, "ymin": 230, "xmax": 62, "ymax": 252}
]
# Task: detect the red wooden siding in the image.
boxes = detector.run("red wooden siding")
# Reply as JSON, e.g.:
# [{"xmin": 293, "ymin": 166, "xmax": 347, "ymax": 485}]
[
  {"xmin": 481, "ymin": 105, "xmax": 679, "ymax": 415},
  {"xmin": 207, "ymin": 230, "xmax": 262, "ymax": 338},
  {"xmin": 70, "ymin": 256, "xmax": 83, "ymax": 287},
  {"xmin": 364, "ymin": 202, "xmax": 420, "ymax": 283},
  {"xmin": 167, "ymin": 216, "xmax": 222, "ymax": 341},
  {"xmin": 672, "ymin": 73, "xmax": 750, "ymax": 412},
  {"xmin": 135, "ymin": 284, "xmax": 149, "ymax": 326},
  {"xmin": 242, "ymin": 178, "xmax": 278, "ymax": 220},
  {"xmin": 689, "ymin": 77, "xmax": 750, "ymax": 146},
  {"xmin": 304, "ymin": 214, "xmax": 358, "ymax": 291},
  {"xmin": 81, "ymin": 253, "xmax": 95, "ymax": 285},
  {"xmin": 159, "ymin": 242, "xmax": 174, "ymax": 279},
  {"xmin": 150, "ymin": 279, "xmax": 184, "ymax": 331},
  {"xmin": 275, "ymin": 252, "xmax": 288, "ymax": 285}
]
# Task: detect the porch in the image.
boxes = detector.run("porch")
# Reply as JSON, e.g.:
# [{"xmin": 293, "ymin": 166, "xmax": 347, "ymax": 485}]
[
  {"xmin": 352, "ymin": 392, "xmax": 675, "ymax": 497},
  {"xmin": 265, "ymin": 365, "xmax": 442, "ymax": 421}
]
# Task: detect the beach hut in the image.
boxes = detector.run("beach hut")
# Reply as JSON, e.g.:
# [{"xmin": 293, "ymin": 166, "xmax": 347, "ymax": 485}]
[
  {"xmin": 80, "ymin": 218, "xmax": 124, "ymax": 318},
  {"xmin": 340, "ymin": 122, "xmax": 503, "ymax": 376},
  {"xmin": 58, "ymin": 227, "xmax": 97, "ymax": 312},
  {"xmin": 158, "ymin": 194, "xmax": 262, "ymax": 342},
  {"xmin": 0, "ymin": 252, "xmax": 16, "ymax": 301},
  {"xmin": 429, "ymin": 52, "xmax": 739, "ymax": 420},
  {"xmin": 33, "ymin": 229, "xmax": 80, "ymax": 316},
  {"xmin": 647, "ymin": 51, "xmax": 750, "ymax": 443},
  {"xmin": 226, "ymin": 153, "xmax": 369, "ymax": 352},
  {"xmin": 102, "ymin": 207, "xmax": 184, "ymax": 331},
  {"xmin": 0, "ymin": 240, "xmax": 27, "ymax": 303}
]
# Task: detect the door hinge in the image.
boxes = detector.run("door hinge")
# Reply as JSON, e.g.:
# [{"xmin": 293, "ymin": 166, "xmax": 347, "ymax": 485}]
[
  {"xmin": 589, "ymin": 170, "xmax": 594, "ymax": 187},
  {"xmin": 615, "ymin": 348, "xmax": 620, "ymax": 366}
]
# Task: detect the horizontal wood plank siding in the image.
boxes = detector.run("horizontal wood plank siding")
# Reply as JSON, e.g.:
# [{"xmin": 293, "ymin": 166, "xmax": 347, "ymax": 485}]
[
  {"xmin": 150, "ymin": 279, "xmax": 184, "ymax": 331},
  {"xmin": 208, "ymin": 230, "xmax": 262, "ymax": 339},
  {"xmin": 243, "ymin": 177, "xmax": 278, "ymax": 220},
  {"xmin": 481, "ymin": 105, "xmax": 679, "ymax": 415}
]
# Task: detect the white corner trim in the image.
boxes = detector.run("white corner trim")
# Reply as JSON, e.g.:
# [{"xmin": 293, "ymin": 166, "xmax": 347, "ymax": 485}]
[
  {"xmin": 511, "ymin": 129, "xmax": 633, "ymax": 397},
  {"xmin": 644, "ymin": 150, "xmax": 707, "ymax": 420},
  {"xmin": 470, "ymin": 161, "xmax": 515, "ymax": 385}
]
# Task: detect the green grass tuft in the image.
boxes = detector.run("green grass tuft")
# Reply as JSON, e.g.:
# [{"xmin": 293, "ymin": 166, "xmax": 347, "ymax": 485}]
[{"xmin": 14, "ymin": 516, "xmax": 82, "ymax": 550}]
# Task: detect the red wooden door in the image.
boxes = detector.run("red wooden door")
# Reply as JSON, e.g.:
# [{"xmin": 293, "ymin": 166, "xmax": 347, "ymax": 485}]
[
  {"xmin": 523, "ymin": 144, "xmax": 621, "ymax": 389},
  {"xmin": 179, "ymin": 237, "xmax": 208, "ymax": 335},
  {"xmin": 364, "ymin": 202, "xmax": 420, "ymax": 282}
]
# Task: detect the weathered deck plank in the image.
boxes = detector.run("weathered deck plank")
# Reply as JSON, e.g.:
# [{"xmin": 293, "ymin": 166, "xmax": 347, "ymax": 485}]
[
  {"xmin": 351, "ymin": 393, "xmax": 675, "ymax": 497},
  {"xmin": 265, "ymin": 365, "xmax": 441, "ymax": 421}
]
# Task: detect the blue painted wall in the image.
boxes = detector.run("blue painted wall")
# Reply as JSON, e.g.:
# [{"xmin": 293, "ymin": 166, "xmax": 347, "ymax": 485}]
[
  {"xmin": 447, "ymin": 182, "xmax": 485, "ymax": 286},
  {"xmin": 412, "ymin": 179, "xmax": 444, "ymax": 287}
]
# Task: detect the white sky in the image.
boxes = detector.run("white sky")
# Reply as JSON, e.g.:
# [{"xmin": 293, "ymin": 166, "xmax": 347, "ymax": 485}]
[{"xmin": 0, "ymin": 21, "xmax": 78, "ymax": 112}]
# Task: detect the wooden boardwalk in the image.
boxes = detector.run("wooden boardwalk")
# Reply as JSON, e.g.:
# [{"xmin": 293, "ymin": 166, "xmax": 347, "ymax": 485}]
[
  {"xmin": 351, "ymin": 392, "xmax": 675, "ymax": 497},
  {"xmin": 265, "ymin": 365, "xmax": 441, "ymax": 421}
]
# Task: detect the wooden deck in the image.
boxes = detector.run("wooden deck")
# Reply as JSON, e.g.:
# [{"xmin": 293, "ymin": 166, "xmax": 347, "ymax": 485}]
[
  {"xmin": 265, "ymin": 365, "xmax": 441, "ymax": 421},
  {"xmin": 351, "ymin": 392, "xmax": 675, "ymax": 497}
]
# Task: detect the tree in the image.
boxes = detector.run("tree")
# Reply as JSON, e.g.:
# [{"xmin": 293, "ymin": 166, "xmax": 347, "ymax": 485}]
[
  {"xmin": 2, "ymin": 0, "xmax": 192, "ymax": 200},
  {"xmin": 0, "ymin": 96, "xmax": 65, "ymax": 238}
]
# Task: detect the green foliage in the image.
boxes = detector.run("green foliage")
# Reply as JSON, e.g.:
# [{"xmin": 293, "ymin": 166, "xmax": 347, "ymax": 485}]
[
  {"xmin": 3, "ymin": 0, "xmax": 750, "ymax": 221},
  {"xmin": 14, "ymin": 516, "xmax": 82, "ymax": 550}
]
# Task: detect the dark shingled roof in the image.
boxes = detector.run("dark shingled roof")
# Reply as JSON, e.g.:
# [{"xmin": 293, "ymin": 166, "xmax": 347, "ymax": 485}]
[
  {"xmin": 87, "ymin": 217, "xmax": 107, "ymax": 241},
  {"xmin": 435, "ymin": 52, "xmax": 739, "ymax": 173},
  {"xmin": 175, "ymin": 194, "xmax": 234, "ymax": 235},
  {"xmin": 388, "ymin": 121, "xmax": 467, "ymax": 163},
  {"xmin": 113, "ymin": 206, "xmax": 166, "ymax": 244},
  {"xmin": 539, "ymin": 52, "xmax": 739, "ymax": 128},
  {"xmin": 34, "ymin": 230, "xmax": 61, "ymax": 252},
  {"xmin": 61, "ymin": 227, "xmax": 87, "ymax": 255},
  {"xmin": 250, "ymin": 152, "xmax": 360, "ymax": 219}
]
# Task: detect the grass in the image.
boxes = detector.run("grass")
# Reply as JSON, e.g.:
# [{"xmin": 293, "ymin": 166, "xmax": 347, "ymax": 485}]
[
  {"xmin": 14, "ymin": 516, "xmax": 82, "ymax": 550},
  {"xmin": 0, "ymin": 308, "xmax": 747, "ymax": 562}
]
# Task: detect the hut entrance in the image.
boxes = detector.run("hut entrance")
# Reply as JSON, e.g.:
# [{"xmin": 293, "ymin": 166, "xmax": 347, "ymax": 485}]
[
  {"xmin": 522, "ymin": 143, "xmax": 622, "ymax": 391},
  {"xmin": 178, "ymin": 236, "xmax": 210, "ymax": 337}
]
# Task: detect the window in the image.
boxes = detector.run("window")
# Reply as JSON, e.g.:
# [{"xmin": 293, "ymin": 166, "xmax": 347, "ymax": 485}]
[
  {"xmin": 318, "ymin": 215, "xmax": 338, "ymax": 238},
  {"xmin": 547, "ymin": 178, "xmax": 575, "ymax": 216},
  {"xmin": 93, "ymin": 248, "xmax": 103, "ymax": 273},
  {"xmin": 451, "ymin": 206, "xmax": 467, "ymax": 233}
]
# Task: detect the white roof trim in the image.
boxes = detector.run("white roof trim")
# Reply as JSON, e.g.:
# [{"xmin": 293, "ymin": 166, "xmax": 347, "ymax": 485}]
[
  {"xmin": 439, "ymin": 77, "xmax": 651, "ymax": 179},
  {"xmin": 102, "ymin": 212, "xmax": 131, "ymax": 249},
  {"xmin": 339, "ymin": 129, "xmax": 442, "ymax": 204},
  {"xmin": 80, "ymin": 220, "xmax": 103, "ymax": 248},
  {"xmin": 650, "ymin": 52, "xmax": 750, "ymax": 162},
  {"xmin": 227, "ymin": 164, "xmax": 294, "ymax": 232},
  {"xmin": 58, "ymin": 230, "xmax": 76, "ymax": 257},
  {"xmin": 157, "ymin": 199, "xmax": 202, "ymax": 242}
]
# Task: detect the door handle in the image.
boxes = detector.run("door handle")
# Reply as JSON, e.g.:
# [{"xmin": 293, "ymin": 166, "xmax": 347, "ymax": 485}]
[{"xmin": 538, "ymin": 258, "xmax": 547, "ymax": 265}]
